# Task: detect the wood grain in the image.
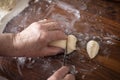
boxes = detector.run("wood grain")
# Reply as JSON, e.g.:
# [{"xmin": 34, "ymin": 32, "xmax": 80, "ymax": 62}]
[{"xmin": 0, "ymin": 0, "xmax": 120, "ymax": 80}]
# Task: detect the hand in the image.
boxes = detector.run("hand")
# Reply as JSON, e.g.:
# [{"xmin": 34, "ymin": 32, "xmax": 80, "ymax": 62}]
[
  {"xmin": 13, "ymin": 19, "xmax": 66, "ymax": 57},
  {"xmin": 47, "ymin": 66, "xmax": 75, "ymax": 80}
]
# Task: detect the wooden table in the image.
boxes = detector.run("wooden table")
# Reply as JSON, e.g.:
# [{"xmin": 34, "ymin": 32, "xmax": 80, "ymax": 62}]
[{"xmin": 0, "ymin": 0, "xmax": 120, "ymax": 80}]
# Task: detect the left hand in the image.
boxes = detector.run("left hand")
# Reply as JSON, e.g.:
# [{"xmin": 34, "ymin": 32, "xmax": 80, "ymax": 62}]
[{"xmin": 13, "ymin": 19, "xmax": 66, "ymax": 57}]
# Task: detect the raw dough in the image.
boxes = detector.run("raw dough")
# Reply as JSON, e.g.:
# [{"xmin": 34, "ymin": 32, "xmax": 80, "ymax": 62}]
[
  {"xmin": 86, "ymin": 40, "xmax": 99, "ymax": 59},
  {"xmin": 0, "ymin": 0, "xmax": 30, "ymax": 33},
  {"xmin": 50, "ymin": 35, "xmax": 77, "ymax": 54}
]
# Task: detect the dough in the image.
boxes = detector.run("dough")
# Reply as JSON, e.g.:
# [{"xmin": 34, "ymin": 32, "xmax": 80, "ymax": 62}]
[
  {"xmin": 0, "ymin": 0, "xmax": 30, "ymax": 33},
  {"xmin": 50, "ymin": 35, "xmax": 77, "ymax": 54},
  {"xmin": 86, "ymin": 40, "xmax": 99, "ymax": 59},
  {"xmin": 67, "ymin": 35, "xmax": 77, "ymax": 54}
]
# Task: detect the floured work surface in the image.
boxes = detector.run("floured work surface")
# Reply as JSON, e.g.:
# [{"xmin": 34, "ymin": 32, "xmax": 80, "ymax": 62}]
[{"xmin": 0, "ymin": 0, "xmax": 120, "ymax": 80}]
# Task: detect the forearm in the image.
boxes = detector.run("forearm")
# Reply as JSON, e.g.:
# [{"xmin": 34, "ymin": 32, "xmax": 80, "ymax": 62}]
[{"xmin": 0, "ymin": 33, "xmax": 16, "ymax": 56}]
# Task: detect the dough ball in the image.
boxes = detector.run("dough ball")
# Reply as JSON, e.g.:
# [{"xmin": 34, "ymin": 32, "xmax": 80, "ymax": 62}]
[{"xmin": 86, "ymin": 40, "xmax": 99, "ymax": 59}]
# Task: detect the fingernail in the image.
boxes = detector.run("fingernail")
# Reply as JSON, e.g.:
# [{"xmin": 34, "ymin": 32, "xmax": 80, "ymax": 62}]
[{"xmin": 43, "ymin": 19, "xmax": 47, "ymax": 21}]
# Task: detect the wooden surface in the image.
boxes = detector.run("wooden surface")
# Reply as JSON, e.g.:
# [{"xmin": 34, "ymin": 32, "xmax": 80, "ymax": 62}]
[{"xmin": 0, "ymin": 0, "xmax": 120, "ymax": 80}]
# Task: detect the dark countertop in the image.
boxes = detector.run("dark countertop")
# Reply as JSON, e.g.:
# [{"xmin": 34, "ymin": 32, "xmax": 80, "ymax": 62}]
[{"xmin": 0, "ymin": 0, "xmax": 120, "ymax": 80}]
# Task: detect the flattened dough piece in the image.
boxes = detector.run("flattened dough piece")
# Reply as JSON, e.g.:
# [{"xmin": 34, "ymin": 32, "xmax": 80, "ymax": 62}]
[
  {"xmin": 50, "ymin": 35, "xmax": 77, "ymax": 54},
  {"xmin": 86, "ymin": 40, "xmax": 99, "ymax": 59}
]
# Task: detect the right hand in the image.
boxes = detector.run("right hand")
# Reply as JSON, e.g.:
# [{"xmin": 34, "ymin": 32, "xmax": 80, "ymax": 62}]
[{"xmin": 47, "ymin": 66, "xmax": 75, "ymax": 80}]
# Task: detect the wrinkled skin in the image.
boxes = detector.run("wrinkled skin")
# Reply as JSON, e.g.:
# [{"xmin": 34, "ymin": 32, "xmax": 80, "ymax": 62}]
[
  {"xmin": 14, "ymin": 19, "xmax": 67, "ymax": 57},
  {"xmin": 0, "ymin": 19, "xmax": 75, "ymax": 80}
]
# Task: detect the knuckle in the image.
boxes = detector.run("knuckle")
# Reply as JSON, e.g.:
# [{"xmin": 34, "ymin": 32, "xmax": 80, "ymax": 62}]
[
  {"xmin": 67, "ymin": 74, "xmax": 72, "ymax": 77},
  {"xmin": 56, "ymin": 31, "xmax": 61, "ymax": 34},
  {"xmin": 50, "ymin": 22, "xmax": 58, "ymax": 27},
  {"xmin": 55, "ymin": 22, "xmax": 60, "ymax": 28},
  {"xmin": 41, "ymin": 31, "xmax": 47, "ymax": 39},
  {"xmin": 54, "ymin": 22, "xmax": 58, "ymax": 25}
]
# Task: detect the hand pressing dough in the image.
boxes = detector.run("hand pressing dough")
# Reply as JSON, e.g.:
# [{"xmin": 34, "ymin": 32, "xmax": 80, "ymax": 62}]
[{"xmin": 50, "ymin": 35, "xmax": 77, "ymax": 54}]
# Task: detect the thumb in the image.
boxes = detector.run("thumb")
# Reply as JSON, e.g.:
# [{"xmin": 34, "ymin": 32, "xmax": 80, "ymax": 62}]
[
  {"xmin": 47, "ymin": 66, "xmax": 69, "ymax": 80},
  {"xmin": 63, "ymin": 74, "xmax": 75, "ymax": 80}
]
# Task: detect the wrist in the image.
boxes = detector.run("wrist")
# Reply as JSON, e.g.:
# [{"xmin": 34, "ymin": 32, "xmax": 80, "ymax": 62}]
[
  {"xmin": 13, "ymin": 33, "xmax": 33, "ymax": 57},
  {"xmin": 0, "ymin": 33, "xmax": 17, "ymax": 56},
  {"xmin": 12, "ymin": 33, "xmax": 24, "ymax": 56}
]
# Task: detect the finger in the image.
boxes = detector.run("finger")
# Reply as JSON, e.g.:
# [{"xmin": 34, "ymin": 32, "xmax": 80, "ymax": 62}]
[
  {"xmin": 38, "ymin": 19, "xmax": 47, "ymax": 22},
  {"xmin": 38, "ymin": 19, "xmax": 52, "ymax": 24},
  {"xmin": 63, "ymin": 74, "xmax": 75, "ymax": 80},
  {"xmin": 53, "ymin": 66, "xmax": 70, "ymax": 79},
  {"xmin": 43, "ymin": 22, "xmax": 62, "ymax": 31},
  {"xmin": 40, "ymin": 47, "xmax": 63, "ymax": 56},
  {"xmin": 47, "ymin": 31, "xmax": 67, "ymax": 42},
  {"xmin": 38, "ymin": 20, "xmax": 65, "ymax": 32},
  {"xmin": 38, "ymin": 19, "xmax": 55, "ymax": 22}
]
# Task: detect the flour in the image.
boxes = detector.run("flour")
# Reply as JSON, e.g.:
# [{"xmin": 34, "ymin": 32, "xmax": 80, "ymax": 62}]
[{"xmin": 0, "ymin": 0, "xmax": 30, "ymax": 33}]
